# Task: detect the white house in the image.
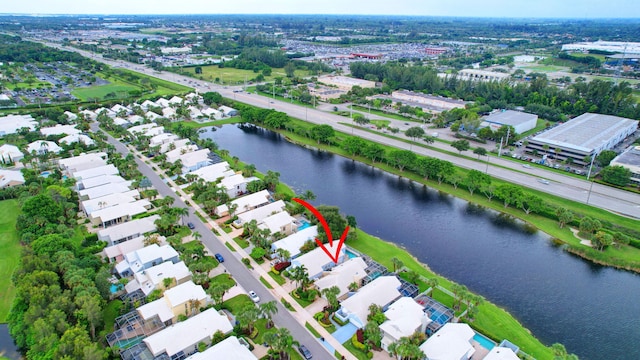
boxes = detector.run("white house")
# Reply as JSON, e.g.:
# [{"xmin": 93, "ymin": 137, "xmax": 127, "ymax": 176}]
[
  {"xmin": 77, "ymin": 174, "xmax": 129, "ymax": 191},
  {"xmin": 0, "ymin": 169, "xmax": 25, "ymax": 188},
  {"xmin": 89, "ymin": 199, "xmax": 151, "ymax": 227},
  {"xmin": 186, "ymin": 336, "xmax": 257, "ymax": 360},
  {"xmin": 235, "ymin": 200, "xmax": 286, "ymax": 227},
  {"xmin": 63, "ymin": 111, "xmax": 78, "ymax": 122},
  {"xmin": 201, "ymin": 107, "xmax": 223, "ymax": 120},
  {"xmin": 218, "ymin": 105, "xmax": 238, "ymax": 117},
  {"xmin": 155, "ymin": 98, "xmax": 171, "ymax": 108},
  {"xmin": 0, "ymin": 144, "xmax": 24, "ymax": 164},
  {"xmin": 79, "ymin": 109, "xmax": 97, "ymax": 121},
  {"xmin": 160, "ymin": 139, "xmax": 190, "ymax": 154},
  {"xmin": 188, "ymin": 161, "xmax": 234, "ymax": 183},
  {"xmin": 98, "ymin": 215, "xmax": 160, "ymax": 246},
  {"xmin": 189, "ymin": 106, "xmax": 203, "ymax": 119},
  {"xmin": 59, "ymin": 134, "xmax": 95, "ymax": 146},
  {"xmin": 219, "ymin": 174, "xmax": 260, "ymax": 198},
  {"xmin": 78, "ymin": 181, "xmax": 133, "ymax": 200},
  {"xmin": 168, "ymin": 96, "xmax": 184, "ymax": 106},
  {"xmin": 150, "ymin": 133, "xmax": 179, "ymax": 147},
  {"xmin": 0, "ymin": 114, "xmax": 37, "ymax": 136},
  {"xmin": 379, "ymin": 297, "xmax": 431, "ymax": 351},
  {"xmin": 141, "ymin": 100, "xmax": 158, "ymax": 111},
  {"xmin": 116, "ymin": 244, "xmax": 180, "ymax": 277},
  {"xmin": 215, "ymin": 189, "xmax": 271, "ymax": 216},
  {"xmin": 26, "ymin": 140, "xmax": 63, "ymax": 155},
  {"xmin": 291, "ymin": 241, "xmax": 345, "ymax": 280},
  {"xmin": 58, "ymin": 152, "xmax": 108, "ymax": 174},
  {"xmin": 166, "ymin": 145, "xmax": 199, "ymax": 163},
  {"xmin": 315, "ymin": 257, "xmax": 368, "ymax": 299},
  {"xmin": 145, "ymin": 111, "xmax": 161, "ymax": 121},
  {"xmin": 95, "ymin": 107, "xmax": 116, "ymax": 118},
  {"xmin": 271, "ymin": 225, "xmax": 318, "ymax": 259},
  {"xmin": 103, "ymin": 236, "xmax": 147, "ymax": 263},
  {"xmin": 335, "ymin": 276, "xmax": 402, "ymax": 328},
  {"xmin": 80, "ymin": 189, "xmax": 139, "ymax": 215},
  {"xmin": 127, "ymin": 114, "xmax": 144, "ymax": 125},
  {"xmin": 112, "ymin": 117, "xmax": 130, "ymax": 127},
  {"xmin": 162, "ymin": 107, "xmax": 177, "ymax": 119},
  {"xmin": 258, "ymin": 211, "xmax": 296, "ymax": 236},
  {"xmin": 142, "ymin": 308, "xmax": 232, "ymax": 358},
  {"xmin": 71, "ymin": 164, "xmax": 119, "ymax": 181},
  {"xmin": 483, "ymin": 346, "xmax": 520, "ymax": 360},
  {"xmin": 125, "ymin": 261, "xmax": 191, "ymax": 296},
  {"xmin": 128, "ymin": 124, "xmax": 164, "ymax": 137},
  {"xmin": 111, "ymin": 104, "xmax": 131, "ymax": 115},
  {"xmin": 40, "ymin": 124, "xmax": 80, "ymax": 136},
  {"xmin": 179, "ymin": 149, "xmax": 212, "ymax": 173},
  {"xmin": 418, "ymin": 323, "xmax": 476, "ymax": 360},
  {"xmin": 137, "ymin": 281, "xmax": 209, "ymax": 324}
]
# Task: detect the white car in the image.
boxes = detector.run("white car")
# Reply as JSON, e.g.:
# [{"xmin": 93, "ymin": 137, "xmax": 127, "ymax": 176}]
[
  {"xmin": 522, "ymin": 164, "xmax": 531, "ymax": 169},
  {"xmin": 248, "ymin": 291, "xmax": 260, "ymax": 303},
  {"xmin": 538, "ymin": 179, "xmax": 550, "ymax": 185}
]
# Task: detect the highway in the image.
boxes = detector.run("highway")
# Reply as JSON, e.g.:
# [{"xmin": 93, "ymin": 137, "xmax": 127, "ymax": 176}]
[
  {"xmin": 91, "ymin": 122, "xmax": 336, "ymax": 360},
  {"xmin": 50, "ymin": 41, "xmax": 640, "ymax": 218}
]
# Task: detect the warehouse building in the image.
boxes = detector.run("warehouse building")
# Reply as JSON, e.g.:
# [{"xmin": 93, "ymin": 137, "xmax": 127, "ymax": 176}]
[
  {"xmin": 525, "ymin": 113, "xmax": 638, "ymax": 166},
  {"xmin": 481, "ymin": 110, "xmax": 538, "ymax": 134},
  {"xmin": 610, "ymin": 146, "xmax": 640, "ymax": 185}
]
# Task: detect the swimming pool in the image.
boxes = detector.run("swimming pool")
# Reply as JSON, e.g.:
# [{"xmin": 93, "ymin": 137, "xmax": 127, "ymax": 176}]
[
  {"xmin": 298, "ymin": 219, "xmax": 311, "ymax": 230},
  {"xmin": 473, "ymin": 333, "xmax": 495, "ymax": 351},
  {"xmin": 40, "ymin": 171, "xmax": 51, "ymax": 178},
  {"xmin": 110, "ymin": 284, "xmax": 123, "ymax": 294},
  {"xmin": 345, "ymin": 249, "xmax": 358, "ymax": 259}
]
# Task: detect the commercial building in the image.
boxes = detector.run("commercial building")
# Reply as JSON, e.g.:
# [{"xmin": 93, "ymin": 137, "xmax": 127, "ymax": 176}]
[
  {"xmin": 481, "ymin": 110, "xmax": 538, "ymax": 134},
  {"xmin": 391, "ymin": 90, "xmax": 466, "ymax": 111},
  {"xmin": 561, "ymin": 41, "xmax": 640, "ymax": 55},
  {"xmin": 317, "ymin": 75, "xmax": 376, "ymax": 91},
  {"xmin": 610, "ymin": 146, "xmax": 640, "ymax": 185},
  {"xmin": 525, "ymin": 113, "xmax": 638, "ymax": 166},
  {"xmin": 457, "ymin": 69, "xmax": 511, "ymax": 82}
]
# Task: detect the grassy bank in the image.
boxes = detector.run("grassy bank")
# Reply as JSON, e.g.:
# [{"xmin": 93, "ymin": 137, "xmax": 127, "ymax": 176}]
[
  {"xmin": 349, "ymin": 229, "xmax": 554, "ymax": 359},
  {"xmin": 0, "ymin": 200, "xmax": 21, "ymax": 322}
]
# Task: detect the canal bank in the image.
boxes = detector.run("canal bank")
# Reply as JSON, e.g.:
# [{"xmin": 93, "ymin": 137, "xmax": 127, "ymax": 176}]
[{"xmin": 202, "ymin": 124, "xmax": 640, "ymax": 360}]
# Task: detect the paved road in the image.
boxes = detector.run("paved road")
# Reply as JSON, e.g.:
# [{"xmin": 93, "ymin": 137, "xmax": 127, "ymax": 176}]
[
  {"xmin": 55, "ymin": 41, "xmax": 640, "ymax": 218},
  {"xmin": 92, "ymin": 123, "xmax": 335, "ymax": 360}
]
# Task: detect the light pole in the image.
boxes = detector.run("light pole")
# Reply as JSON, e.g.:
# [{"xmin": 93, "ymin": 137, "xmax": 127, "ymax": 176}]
[
  {"xmin": 485, "ymin": 154, "xmax": 490, "ymax": 174},
  {"xmin": 586, "ymin": 179, "xmax": 595, "ymax": 205}
]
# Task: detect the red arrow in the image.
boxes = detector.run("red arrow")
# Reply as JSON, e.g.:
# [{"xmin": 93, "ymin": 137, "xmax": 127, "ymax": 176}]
[{"xmin": 293, "ymin": 198, "xmax": 349, "ymax": 264}]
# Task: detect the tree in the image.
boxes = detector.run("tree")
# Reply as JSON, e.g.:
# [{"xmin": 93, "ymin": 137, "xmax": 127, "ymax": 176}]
[
  {"xmin": 363, "ymin": 143, "xmax": 386, "ymax": 163},
  {"xmin": 264, "ymin": 327, "xmax": 298, "ymax": 360},
  {"xmin": 495, "ymin": 184, "xmax": 524, "ymax": 208},
  {"xmin": 389, "ymin": 150, "xmax": 417, "ymax": 171},
  {"xmin": 520, "ymin": 194, "xmax": 544, "ymax": 215},
  {"xmin": 364, "ymin": 320, "xmax": 383, "ymax": 349},
  {"xmin": 600, "ymin": 165, "xmax": 631, "ymax": 187},
  {"xmin": 259, "ymin": 300, "xmax": 278, "ymax": 328},
  {"xmin": 464, "ymin": 170, "xmax": 491, "ymax": 196},
  {"xmin": 405, "ymin": 126, "xmax": 425, "ymax": 142},
  {"xmin": 406, "ymin": 270, "xmax": 420, "ymax": 285},
  {"xmin": 596, "ymin": 150, "xmax": 618, "ymax": 167},
  {"xmin": 237, "ymin": 305, "xmax": 260, "ymax": 334},
  {"xmin": 388, "ymin": 336, "xmax": 425, "ymax": 360},
  {"xmin": 473, "ymin": 147, "xmax": 488, "ymax": 159},
  {"xmin": 579, "ymin": 217, "xmax": 601, "ymax": 236},
  {"xmin": 247, "ymin": 180, "xmax": 266, "ymax": 193},
  {"xmin": 284, "ymin": 62, "xmax": 296, "ymax": 78},
  {"xmin": 342, "ymin": 137, "xmax": 367, "ymax": 156},
  {"xmin": 290, "ymin": 265, "xmax": 309, "ymax": 291},
  {"xmin": 75, "ymin": 295, "xmax": 103, "ymax": 340},
  {"xmin": 208, "ymin": 284, "xmax": 227, "ymax": 307},
  {"xmin": 321, "ymin": 286, "xmax": 341, "ymax": 311},
  {"xmin": 451, "ymin": 139, "xmax": 470, "ymax": 154},
  {"xmin": 264, "ymin": 170, "xmax": 281, "ymax": 191},
  {"xmin": 391, "ymin": 257, "xmax": 404, "ymax": 273},
  {"xmin": 242, "ymin": 163, "xmax": 257, "ymax": 177},
  {"xmin": 426, "ymin": 278, "xmax": 438, "ymax": 295},
  {"xmin": 310, "ymin": 124, "xmax": 335, "ymax": 144},
  {"xmin": 367, "ymin": 304, "xmax": 386, "ymax": 325},
  {"xmin": 175, "ymin": 207, "xmax": 189, "ymax": 225},
  {"xmin": 592, "ymin": 231, "xmax": 613, "ymax": 251},
  {"xmin": 300, "ymin": 190, "xmax": 316, "ymax": 201},
  {"xmin": 556, "ymin": 208, "xmax": 574, "ymax": 228}
]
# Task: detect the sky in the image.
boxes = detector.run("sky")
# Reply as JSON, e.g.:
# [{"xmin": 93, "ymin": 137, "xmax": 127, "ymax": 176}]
[{"xmin": 3, "ymin": 0, "xmax": 640, "ymax": 18}]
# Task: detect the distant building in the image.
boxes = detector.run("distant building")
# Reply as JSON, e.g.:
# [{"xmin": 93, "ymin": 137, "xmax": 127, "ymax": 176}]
[
  {"xmin": 0, "ymin": 169, "xmax": 25, "ymax": 188},
  {"xmin": 391, "ymin": 90, "xmax": 466, "ymax": 111},
  {"xmin": 218, "ymin": 106, "xmax": 238, "ymax": 117},
  {"xmin": 424, "ymin": 47, "xmax": 449, "ymax": 56},
  {"xmin": 525, "ymin": 113, "xmax": 638, "ymax": 166},
  {"xmin": 0, "ymin": 144, "xmax": 24, "ymax": 164},
  {"xmin": 610, "ymin": 146, "xmax": 640, "ymax": 185},
  {"xmin": 160, "ymin": 46, "xmax": 192, "ymax": 55},
  {"xmin": 457, "ymin": 69, "xmax": 511, "ymax": 82},
  {"xmin": 481, "ymin": 110, "xmax": 538, "ymax": 134},
  {"xmin": 351, "ymin": 53, "xmax": 383, "ymax": 59},
  {"xmin": 0, "ymin": 114, "xmax": 37, "ymax": 136},
  {"xmin": 317, "ymin": 75, "xmax": 376, "ymax": 91},
  {"xmin": 561, "ymin": 41, "xmax": 640, "ymax": 55}
]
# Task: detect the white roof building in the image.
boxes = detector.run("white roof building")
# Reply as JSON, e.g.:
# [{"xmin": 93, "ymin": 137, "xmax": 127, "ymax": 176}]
[
  {"xmin": 418, "ymin": 323, "xmax": 476, "ymax": 360},
  {"xmin": 137, "ymin": 281, "xmax": 208, "ymax": 323},
  {"xmin": 160, "ymin": 139, "xmax": 190, "ymax": 154},
  {"xmin": 0, "ymin": 144, "xmax": 24, "ymax": 164},
  {"xmin": 0, "ymin": 114, "xmax": 37, "ymax": 136},
  {"xmin": 186, "ymin": 336, "xmax": 257, "ymax": 360},
  {"xmin": 78, "ymin": 174, "xmax": 128, "ymax": 191},
  {"xmin": 71, "ymin": 164, "xmax": 119, "ymax": 181},
  {"xmin": 116, "ymin": 244, "xmax": 179, "ymax": 276},
  {"xmin": 79, "ymin": 109, "xmax": 97, "ymax": 120},
  {"xmin": 291, "ymin": 241, "xmax": 345, "ymax": 280},
  {"xmin": 112, "ymin": 117, "xmax": 130, "ymax": 127},
  {"xmin": 611, "ymin": 145, "xmax": 640, "ymax": 185},
  {"xmin": 379, "ymin": 297, "xmax": 431, "ymax": 351},
  {"xmin": 201, "ymin": 107, "xmax": 223, "ymax": 120},
  {"xmin": 58, "ymin": 152, "xmax": 108, "ymax": 173},
  {"xmin": 59, "ymin": 134, "xmax": 95, "ymax": 146},
  {"xmin": 26, "ymin": 140, "xmax": 63, "ymax": 155},
  {"xmin": 162, "ymin": 107, "xmax": 177, "ymax": 119},
  {"xmin": 236, "ymin": 200, "xmax": 286, "ymax": 227},
  {"xmin": 258, "ymin": 211, "xmax": 296, "ymax": 235},
  {"xmin": 141, "ymin": 100, "xmax": 158, "ymax": 110},
  {"xmin": 0, "ymin": 169, "xmax": 25, "ymax": 188},
  {"xmin": 215, "ymin": 189, "xmax": 271, "ymax": 216},
  {"xmin": 145, "ymin": 111, "xmax": 161, "ymax": 121},
  {"xmin": 111, "ymin": 104, "xmax": 131, "ymax": 115},
  {"xmin": 180, "ymin": 149, "xmax": 212, "ymax": 173},
  {"xmin": 78, "ymin": 181, "xmax": 133, "ymax": 200},
  {"xmin": 315, "ymin": 257, "xmax": 368, "ymax": 299},
  {"xmin": 168, "ymin": 96, "xmax": 184, "ymax": 105},
  {"xmin": 128, "ymin": 124, "xmax": 164, "ymax": 137},
  {"xmin": 188, "ymin": 161, "xmax": 234, "ymax": 183},
  {"xmin": 481, "ymin": 110, "xmax": 538, "ymax": 134},
  {"xmin": 220, "ymin": 173, "xmax": 259, "ymax": 198},
  {"xmin": 337, "ymin": 276, "xmax": 402, "ymax": 328},
  {"xmin": 95, "ymin": 107, "xmax": 116, "ymax": 118},
  {"xmin": 125, "ymin": 261, "xmax": 191, "ymax": 296},
  {"xmin": 150, "ymin": 133, "xmax": 179, "ymax": 146},
  {"xmin": 81, "ymin": 190, "xmax": 140, "ymax": 215},
  {"xmin": 483, "ymin": 346, "xmax": 520, "ymax": 360},
  {"xmin": 218, "ymin": 105, "xmax": 238, "ymax": 117},
  {"xmin": 89, "ymin": 199, "xmax": 151, "ymax": 227},
  {"xmin": 189, "ymin": 106, "xmax": 203, "ymax": 119},
  {"xmin": 127, "ymin": 115, "xmax": 144, "ymax": 125},
  {"xmin": 155, "ymin": 98, "xmax": 171, "ymax": 108},
  {"xmin": 143, "ymin": 308, "xmax": 232, "ymax": 358},
  {"xmin": 103, "ymin": 236, "xmax": 146, "ymax": 263},
  {"xmin": 166, "ymin": 145, "xmax": 199, "ymax": 163},
  {"xmin": 40, "ymin": 124, "xmax": 80, "ymax": 136},
  {"xmin": 98, "ymin": 214, "xmax": 160, "ymax": 246},
  {"xmin": 63, "ymin": 111, "xmax": 78, "ymax": 122}
]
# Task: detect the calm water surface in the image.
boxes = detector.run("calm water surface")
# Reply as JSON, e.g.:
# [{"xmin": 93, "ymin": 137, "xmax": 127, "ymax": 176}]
[
  {"xmin": 203, "ymin": 124, "xmax": 640, "ymax": 360},
  {"xmin": 0, "ymin": 324, "xmax": 20, "ymax": 360}
]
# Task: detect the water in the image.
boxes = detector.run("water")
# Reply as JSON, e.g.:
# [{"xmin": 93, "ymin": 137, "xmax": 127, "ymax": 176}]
[
  {"xmin": 110, "ymin": 283, "xmax": 123, "ymax": 293},
  {"xmin": 474, "ymin": 333, "xmax": 496, "ymax": 350},
  {"xmin": 0, "ymin": 324, "xmax": 21, "ymax": 360},
  {"xmin": 298, "ymin": 219, "xmax": 311, "ymax": 230},
  {"xmin": 203, "ymin": 124, "xmax": 640, "ymax": 360}
]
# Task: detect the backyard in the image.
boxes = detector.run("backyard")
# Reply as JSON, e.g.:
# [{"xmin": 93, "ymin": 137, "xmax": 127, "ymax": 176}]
[{"xmin": 0, "ymin": 200, "xmax": 21, "ymax": 322}]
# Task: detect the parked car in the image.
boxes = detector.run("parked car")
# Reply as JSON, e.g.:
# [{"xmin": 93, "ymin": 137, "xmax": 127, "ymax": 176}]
[
  {"xmin": 215, "ymin": 253, "xmax": 224, "ymax": 263},
  {"xmin": 187, "ymin": 222, "xmax": 195, "ymax": 230},
  {"xmin": 298, "ymin": 345, "xmax": 313, "ymax": 359},
  {"xmin": 248, "ymin": 291, "xmax": 260, "ymax": 303}
]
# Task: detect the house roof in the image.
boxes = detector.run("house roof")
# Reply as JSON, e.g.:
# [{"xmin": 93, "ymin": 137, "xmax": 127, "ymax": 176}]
[
  {"xmin": 59, "ymin": 134, "xmax": 95, "ymax": 146},
  {"xmin": 72, "ymin": 164, "xmax": 119, "ymax": 180},
  {"xmin": 379, "ymin": 297, "xmax": 429, "ymax": 342},
  {"xmin": 79, "ymin": 174, "xmax": 128, "ymax": 190},
  {"xmin": 180, "ymin": 149, "xmax": 211, "ymax": 168},
  {"xmin": 188, "ymin": 161, "xmax": 233, "ymax": 182},
  {"xmin": 186, "ymin": 336, "xmax": 257, "ymax": 360},
  {"xmin": 40, "ymin": 124, "xmax": 81, "ymax": 136},
  {"xmin": 258, "ymin": 211, "xmax": 296, "ymax": 234},
  {"xmin": 168, "ymin": 96, "xmax": 183, "ymax": 104},
  {"xmin": 63, "ymin": 111, "xmax": 78, "ymax": 120},
  {"xmin": 315, "ymin": 257, "xmax": 368, "ymax": 298},
  {"xmin": 141, "ymin": 100, "xmax": 157, "ymax": 109},
  {"xmin": 0, "ymin": 114, "xmax": 37, "ymax": 135},
  {"xmin": 112, "ymin": 117, "xmax": 130, "ymax": 126},
  {"xmin": 26, "ymin": 140, "xmax": 63, "ymax": 154},
  {"xmin": 164, "ymin": 280, "xmax": 207, "ymax": 307},
  {"xmin": 218, "ymin": 105, "xmax": 237, "ymax": 115},
  {"xmin": 156, "ymin": 98, "xmax": 170, "ymax": 107},
  {"xmin": 483, "ymin": 110, "xmax": 537, "ymax": 127},
  {"xmin": 0, "ymin": 169, "xmax": 25, "ymax": 188},
  {"xmin": 137, "ymin": 297, "xmax": 175, "ymax": 323},
  {"xmin": 127, "ymin": 115, "xmax": 144, "ymax": 124},
  {"xmin": 145, "ymin": 111, "xmax": 161, "ymax": 120},
  {"xmin": 150, "ymin": 133, "xmax": 179, "ymax": 146},
  {"xmin": 201, "ymin": 107, "xmax": 222, "ymax": 117},
  {"xmin": 143, "ymin": 308, "xmax": 232, "ymax": 357},
  {"xmin": 90, "ymin": 199, "xmax": 150, "ymax": 224},
  {"xmin": 165, "ymin": 144, "xmax": 199, "ymax": 163},
  {"xmin": 82, "ymin": 190, "xmax": 139, "ymax": 215},
  {"xmin": 292, "ymin": 241, "xmax": 345, "ymax": 277},
  {"xmin": 483, "ymin": 347, "xmax": 520, "ymax": 360},
  {"xmin": 160, "ymin": 139, "xmax": 190, "ymax": 154},
  {"xmin": 340, "ymin": 276, "xmax": 402, "ymax": 327},
  {"xmin": 127, "ymin": 261, "xmax": 191, "ymax": 296},
  {"xmin": 128, "ymin": 123, "xmax": 156, "ymax": 135},
  {"xmin": 78, "ymin": 181, "xmax": 133, "ymax": 199},
  {"xmin": 103, "ymin": 235, "xmax": 146, "ymax": 260},
  {"xmin": 0, "ymin": 144, "xmax": 24, "ymax": 162},
  {"xmin": 219, "ymin": 173, "xmax": 249, "ymax": 189},
  {"xmin": 58, "ymin": 152, "xmax": 107, "ymax": 171},
  {"xmin": 216, "ymin": 190, "xmax": 271, "ymax": 215},
  {"xmin": 237, "ymin": 200, "xmax": 286, "ymax": 225},
  {"xmin": 419, "ymin": 323, "xmax": 475, "ymax": 360}
]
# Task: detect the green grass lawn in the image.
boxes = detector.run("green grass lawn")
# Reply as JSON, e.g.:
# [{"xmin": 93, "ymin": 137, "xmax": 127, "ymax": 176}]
[
  {"xmin": 210, "ymin": 273, "xmax": 236, "ymax": 290},
  {"xmin": 180, "ymin": 66, "xmax": 308, "ymax": 85},
  {"xmin": 351, "ymin": 104, "xmax": 422, "ymax": 122},
  {"xmin": 259, "ymin": 276, "xmax": 274, "ymax": 289},
  {"xmin": 341, "ymin": 340, "xmax": 370, "ymax": 360},
  {"xmin": 304, "ymin": 322, "xmax": 321, "ymax": 338},
  {"xmin": 290, "ymin": 290, "xmax": 314, "ymax": 308},
  {"xmin": 268, "ymin": 271, "xmax": 286, "ymax": 286},
  {"xmin": 222, "ymin": 294, "xmax": 253, "ymax": 315},
  {"xmin": 0, "ymin": 200, "xmax": 21, "ymax": 322},
  {"xmin": 233, "ymin": 237, "xmax": 250, "ymax": 249},
  {"xmin": 101, "ymin": 299, "xmax": 123, "ymax": 337},
  {"xmin": 72, "ymin": 83, "xmax": 140, "ymax": 100}
]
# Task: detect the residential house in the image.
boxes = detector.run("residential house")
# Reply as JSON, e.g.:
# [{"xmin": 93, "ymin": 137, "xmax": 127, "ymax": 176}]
[
  {"xmin": 59, "ymin": 134, "xmax": 95, "ymax": 146},
  {"xmin": 189, "ymin": 106, "xmax": 203, "ymax": 119},
  {"xmin": 40, "ymin": 124, "xmax": 80, "ymax": 136},
  {"xmin": 214, "ymin": 189, "xmax": 271, "ymax": 216},
  {"xmin": 258, "ymin": 211, "xmax": 296, "ymax": 236},
  {"xmin": 125, "ymin": 261, "xmax": 191, "ymax": 296},
  {"xmin": 0, "ymin": 169, "xmax": 25, "ymax": 188},
  {"xmin": 77, "ymin": 174, "xmax": 129, "ymax": 191},
  {"xmin": 186, "ymin": 336, "xmax": 256, "ymax": 360},
  {"xmin": 89, "ymin": 199, "xmax": 151, "ymax": 227},
  {"xmin": 179, "ymin": 149, "xmax": 212, "ymax": 173},
  {"xmin": 159, "ymin": 138, "xmax": 190, "ymax": 154},
  {"xmin": 335, "ymin": 276, "xmax": 402, "ymax": 328},
  {"xmin": 58, "ymin": 152, "xmax": 108, "ymax": 174},
  {"xmin": 235, "ymin": 200, "xmax": 286, "ymax": 228},
  {"xmin": 188, "ymin": 161, "xmax": 234, "ymax": 183},
  {"xmin": 142, "ymin": 308, "xmax": 232, "ymax": 359},
  {"xmin": 71, "ymin": 164, "xmax": 119, "ymax": 181},
  {"xmin": 219, "ymin": 173, "xmax": 260, "ymax": 198},
  {"xmin": 78, "ymin": 181, "xmax": 133, "ymax": 200},
  {"xmin": 168, "ymin": 96, "xmax": 184, "ymax": 106},
  {"xmin": 112, "ymin": 117, "xmax": 130, "ymax": 127},
  {"xmin": 116, "ymin": 244, "xmax": 180, "ymax": 277},
  {"xmin": 0, "ymin": 114, "xmax": 37, "ymax": 136},
  {"xmin": 98, "ymin": 214, "xmax": 160, "ymax": 246},
  {"xmin": 418, "ymin": 323, "xmax": 476, "ymax": 360},
  {"xmin": 103, "ymin": 236, "xmax": 146, "ymax": 263},
  {"xmin": 379, "ymin": 297, "xmax": 431, "ymax": 351},
  {"xmin": 137, "ymin": 280, "xmax": 208, "ymax": 324},
  {"xmin": 165, "ymin": 144, "xmax": 199, "ymax": 163},
  {"xmin": 271, "ymin": 225, "xmax": 318, "ymax": 259},
  {"xmin": 150, "ymin": 133, "xmax": 179, "ymax": 147},
  {"xmin": 26, "ymin": 140, "xmax": 63, "ymax": 155},
  {"xmin": 201, "ymin": 107, "xmax": 223, "ymax": 120},
  {"xmin": 95, "ymin": 107, "xmax": 116, "ymax": 118},
  {"xmin": 111, "ymin": 104, "xmax": 131, "ymax": 115},
  {"xmin": 79, "ymin": 109, "xmax": 97, "ymax": 121},
  {"xmin": 63, "ymin": 111, "xmax": 78, "ymax": 122},
  {"xmin": 291, "ymin": 241, "xmax": 345, "ymax": 280},
  {"xmin": 155, "ymin": 98, "xmax": 171, "ymax": 108},
  {"xmin": 483, "ymin": 346, "xmax": 520, "ymax": 360},
  {"xmin": 81, "ymin": 190, "xmax": 140, "ymax": 216},
  {"xmin": 162, "ymin": 107, "xmax": 177, "ymax": 119},
  {"xmin": 145, "ymin": 111, "xmax": 161, "ymax": 121},
  {"xmin": 128, "ymin": 124, "xmax": 164, "ymax": 137},
  {"xmin": 315, "ymin": 257, "xmax": 368, "ymax": 299},
  {"xmin": 218, "ymin": 105, "xmax": 238, "ymax": 117},
  {"xmin": 141, "ymin": 100, "xmax": 158, "ymax": 111},
  {"xmin": 127, "ymin": 114, "xmax": 144, "ymax": 125},
  {"xmin": 0, "ymin": 144, "xmax": 24, "ymax": 164},
  {"xmin": 184, "ymin": 92, "xmax": 202, "ymax": 104}
]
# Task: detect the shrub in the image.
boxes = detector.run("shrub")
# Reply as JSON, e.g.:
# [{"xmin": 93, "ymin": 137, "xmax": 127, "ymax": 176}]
[
  {"xmin": 241, "ymin": 258, "xmax": 251, "ymax": 266},
  {"xmin": 250, "ymin": 246, "xmax": 267, "ymax": 260},
  {"xmin": 274, "ymin": 261, "xmax": 291, "ymax": 271},
  {"xmin": 351, "ymin": 333, "xmax": 366, "ymax": 350},
  {"xmin": 270, "ymin": 266, "xmax": 280, "ymax": 275}
]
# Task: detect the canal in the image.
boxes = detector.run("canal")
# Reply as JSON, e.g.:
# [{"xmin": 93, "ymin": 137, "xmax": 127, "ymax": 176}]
[
  {"xmin": 0, "ymin": 324, "xmax": 20, "ymax": 360},
  {"xmin": 202, "ymin": 124, "xmax": 640, "ymax": 360}
]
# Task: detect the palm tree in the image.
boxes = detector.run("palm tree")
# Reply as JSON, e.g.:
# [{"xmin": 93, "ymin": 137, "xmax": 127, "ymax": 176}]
[
  {"xmin": 391, "ymin": 257, "xmax": 404, "ymax": 273},
  {"xmin": 426, "ymin": 278, "xmax": 439, "ymax": 295},
  {"xmin": 143, "ymin": 233, "xmax": 162, "ymax": 246},
  {"xmin": 175, "ymin": 207, "xmax": 189, "ymax": 225},
  {"xmin": 388, "ymin": 336, "xmax": 425, "ymax": 360},
  {"xmin": 242, "ymin": 163, "xmax": 256, "ymax": 177},
  {"xmin": 207, "ymin": 284, "xmax": 226, "ymax": 307},
  {"xmin": 192, "ymin": 231, "xmax": 202, "ymax": 242},
  {"xmin": 237, "ymin": 305, "xmax": 260, "ymax": 334},
  {"xmin": 243, "ymin": 219, "xmax": 259, "ymax": 238},
  {"xmin": 276, "ymin": 248, "xmax": 291, "ymax": 262},
  {"xmin": 348, "ymin": 281, "xmax": 359, "ymax": 292},
  {"xmin": 364, "ymin": 320, "xmax": 383, "ymax": 349},
  {"xmin": 299, "ymin": 190, "xmax": 316, "ymax": 201},
  {"xmin": 406, "ymin": 270, "xmax": 420, "ymax": 285},
  {"xmin": 259, "ymin": 300, "xmax": 278, "ymax": 328},
  {"xmin": 264, "ymin": 328, "xmax": 298, "ymax": 360},
  {"xmin": 290, "ymin": 265, "xmax": 309, "ymax": 292},
  {"xmin": 321, "ymin": 286, "xmax": 341, "ymax": 311}
]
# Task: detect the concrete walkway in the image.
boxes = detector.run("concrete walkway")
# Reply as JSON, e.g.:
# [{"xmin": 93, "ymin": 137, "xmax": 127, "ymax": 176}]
[{"xmin": 131, "ymin": 149, "xmax": 357, "ymax": 360}]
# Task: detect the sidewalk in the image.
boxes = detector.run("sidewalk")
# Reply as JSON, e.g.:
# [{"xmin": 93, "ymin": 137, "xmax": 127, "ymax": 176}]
[{"xmin": 132, "ymin": 148, "xmax": 357, "ymax": 360}]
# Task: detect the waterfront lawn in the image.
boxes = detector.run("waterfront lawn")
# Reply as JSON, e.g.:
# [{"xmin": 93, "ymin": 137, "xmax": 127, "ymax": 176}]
[
  {"xmin": 0, "ymin": 200, "xmax": 21, "ymax": 322},
  {"xmin": 348, "ymin": 229, "xmax": 554, "ymax": 359}
]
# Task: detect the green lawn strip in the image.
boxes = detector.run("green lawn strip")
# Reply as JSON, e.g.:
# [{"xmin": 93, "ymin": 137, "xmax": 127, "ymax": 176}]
[
  {"xmin": 341, "ymin": 340, "xmax": 370, "ymax": 360},
  {"xmin": 101, "ymin": 299, "xmax": 123, "ymax": 337},
  {"xmin": 250, "ymin": 318, "xmax": 269, "ymax": 344},
  {"xmin": 351, "ymin": 104, "xmax": 422, "ymax": 122},
  {"xmin": 259, "ymin": 276, "xmax": 274, "ymax": 289},
  {"xmin": 72, "ymin": 83, "xmax": 139, "ymax": 100},
  {"xmin": 222, "ymin": 294, "xmax": 253, "ymax": 314},
  {"xmin": 225, "ymin": 242, "xmax": 236, "ymax": 252},
  {"xmin": 289, "ymin": 290, "xmax": 314, "ymax": 308},
  {"xmin": 0, "ymin": 200, "xmax": 21, "ymax": 322},
  {"xmin": 349, "ymin": 229, "xmax": 553, "ymax": 359},
  {"xmin": 268, "ymin": 271, "xmax": 286, "ymax": 286},
  {"xmin": 209, "ymin": 274, "xmax": 236, "ymax": 290},
  {"xmin": 304, "ymin": 322, "xmax": 321, "ymax": 338},
  {"xmin": 253, "ymin": 88, "xmax": 317, "ymax": 108},
  {"xmin": 234, "ymin": 236, "xmax": 251, "ymax": 249},
  {"xmin": 170, "ymin": 118, "xmax": 242, "ymax": 130},
  {"xmin": 520, "ymin": 118, "xmax": 549, "ymax": 138}
]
